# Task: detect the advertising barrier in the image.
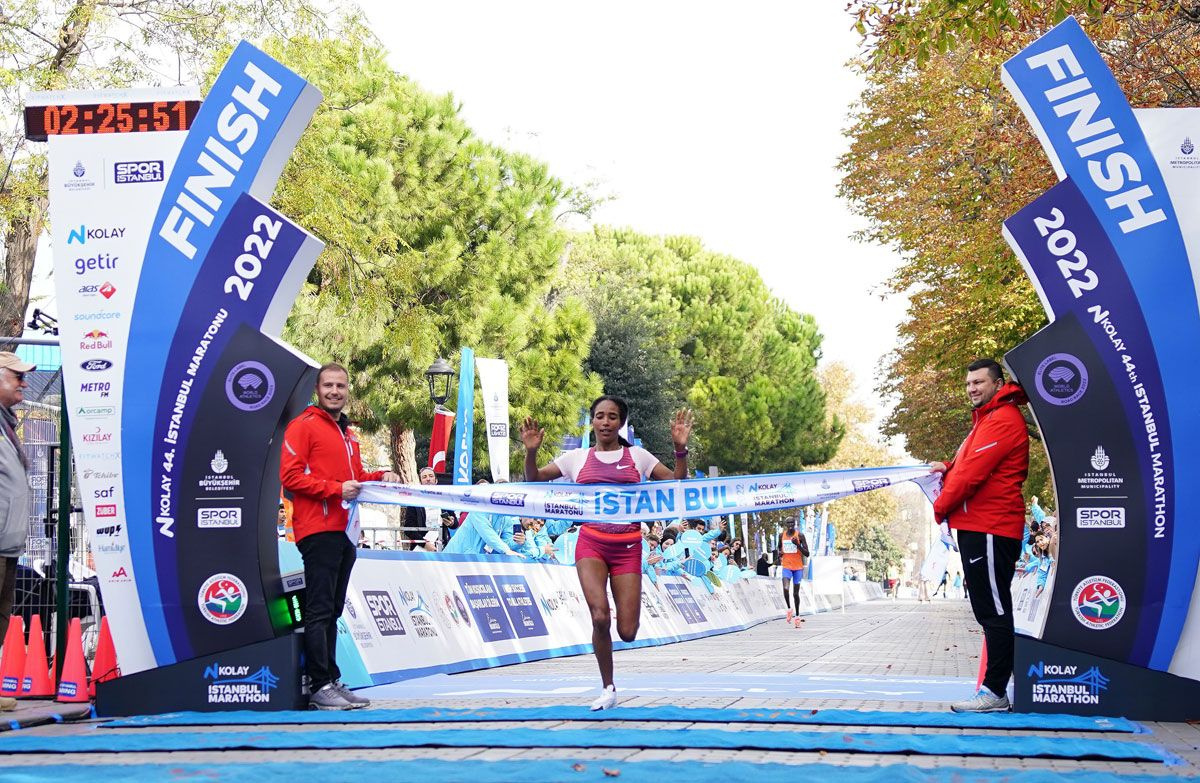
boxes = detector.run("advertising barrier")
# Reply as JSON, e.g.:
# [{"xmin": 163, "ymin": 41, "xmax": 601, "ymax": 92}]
[{"xmin": 300, "ymin": 550, "xmax": 881, "ymax": 686}]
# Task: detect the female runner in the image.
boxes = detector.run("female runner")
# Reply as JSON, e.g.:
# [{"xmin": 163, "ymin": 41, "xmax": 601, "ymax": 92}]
[{"xmin": 520, "ymin": 395, "xmax": 693, "ymax": 710}]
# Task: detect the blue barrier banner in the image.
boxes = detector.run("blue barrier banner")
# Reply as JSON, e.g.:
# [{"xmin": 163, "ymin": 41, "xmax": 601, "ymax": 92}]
[
  {"xmin": 452, "ymin": 348, "xmax": 476, "ymax": 486},
  {"xmin": 1003, "ymin": 17, "xmax": 1200, "ymax": 670},
  {"xmin": 355, "ymin": 464, "xmax": 941, "ymax": 524},
  {"xmin": 122, "ymin": 42, "xmax": 322, "ymax": 667}
]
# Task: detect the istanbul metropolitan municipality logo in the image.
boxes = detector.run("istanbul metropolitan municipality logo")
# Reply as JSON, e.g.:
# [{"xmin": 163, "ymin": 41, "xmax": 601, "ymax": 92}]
[
  {"xmin": 1071, "ymin": 575, "xmax": 1126, "ymax": 630},
  {"xmin": 198, "ymin": 573, "xmax": 248, "ymax": 625},
  {"xmin": 1183, "ymin": 136, "xmax": 1195, "ymax": 155},
  {"xmin": 1034, "ymin": 353, "xmax": 1088, "ymax": 406},
  {"xmin": 225, "ymin": 361, "xmax": 275, "ymax": 412},
  {"xmin": 1090, "ymin": 446, "xmax": 1110, "ymax": 471}
]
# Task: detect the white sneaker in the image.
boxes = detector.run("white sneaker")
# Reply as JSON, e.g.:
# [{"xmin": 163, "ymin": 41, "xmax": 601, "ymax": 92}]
[
  {"xmin": 950, "ymin": 689, "xmax": 1010, "ymax": 713},
  {"xmin": 590, "ymin": 685, "xmax": 618, "ymax": 711}
]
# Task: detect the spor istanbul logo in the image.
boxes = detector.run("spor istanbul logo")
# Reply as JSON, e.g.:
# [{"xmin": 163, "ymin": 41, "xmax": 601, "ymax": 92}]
[
  {"xmin": 1034, "ymin": 353, "xmax": 1088, "ymax": 406},
  {"xmin": 198, "ymin": 573, "xmax": 248, "ymax": 625},
  {"xmin": 1071, "ymin": 576, "xmax": 1126, "ymax": 630},
  {"xmin": 225, "ymin": 361, "xmax": 275, "ymax": 412}
]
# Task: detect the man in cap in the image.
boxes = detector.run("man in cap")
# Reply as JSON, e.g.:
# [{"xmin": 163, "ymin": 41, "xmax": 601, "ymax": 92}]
[{"xmin": 0, "ymin": 352, "xmax": 34, "ymax": 712}]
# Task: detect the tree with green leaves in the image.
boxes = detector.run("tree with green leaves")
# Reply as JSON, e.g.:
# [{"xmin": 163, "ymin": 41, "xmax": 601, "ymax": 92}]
[
  {"xmin": 850, "ymin": 520, "xmax": 905, "ymax": 582},
  {"xmin": 267, "ymin": 31, "xmax": 601, "ymax": 480},
  {"xmin": 560, "ymin": 227, "xmax": 843, "ymax": 475},
  {"xmin": 583, "ymin": 295, "xmax": 682, "ymax": 456},
  {"xmin": 0, "ymin": 0, "xmax": 326, "ymax": 332}
]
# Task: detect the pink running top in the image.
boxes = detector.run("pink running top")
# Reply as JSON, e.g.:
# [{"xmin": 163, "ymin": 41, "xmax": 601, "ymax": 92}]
[{"xmin": 576, "ymin": 447, "xmax": 641, "ymax": 485}]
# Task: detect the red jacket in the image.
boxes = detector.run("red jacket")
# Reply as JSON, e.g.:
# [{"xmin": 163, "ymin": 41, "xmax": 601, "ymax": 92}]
[
  {"xmin": 933, "ymin": 382, "xmax": 1030, "ymax": 540},
  {"xmin": 280, "ymin": 405, "xmax": 385, "ymax": 542}
]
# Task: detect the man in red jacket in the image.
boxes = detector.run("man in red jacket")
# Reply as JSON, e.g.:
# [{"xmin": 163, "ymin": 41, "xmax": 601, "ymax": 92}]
[
  {"xmin": 931, "ymin": 358, "xmax": 1029, "ymax": 713},
  {"xmin": 281, "ymin": 362, "xmax": 399, "ymax": 710}
]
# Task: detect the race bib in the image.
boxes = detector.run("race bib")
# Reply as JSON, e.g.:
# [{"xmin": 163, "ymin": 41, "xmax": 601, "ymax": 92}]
[{"xmin": 782, "ymin": 540, "xmax": 798, "ymax": 554}]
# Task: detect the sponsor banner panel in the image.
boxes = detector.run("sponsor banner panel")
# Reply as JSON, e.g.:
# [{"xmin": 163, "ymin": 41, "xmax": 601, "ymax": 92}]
[
  {"xmin": 1008, "ymin": 316, "xmax": 1146, "ymax": 663},
  {"xmin": 145, "ymin": 192, "xmax": 322, "ymax": 660},
  {"xmin": 122, "ymin": 42, "xmax": 322, "ymax": 668},
  {"xmin": 46, "ymin": 101, "xmax": 194, "ymax": 673},
  {"xmin": 94, "ymin": 634, "xmax": 303, "ymax": 717},
  {"xmin": 1003, "ymin": 17, "xmax": 1200, "ymax": 673},
  {"xmin": 1014, "ymin": 635, "xmax": 1200, "ymax": 721},
  {"xmin": 1003, "ymin": 179, "xmax": 1168, "ymax": 666},
  {"xmin": 1134, "ymin": 108, "xmax": 1200, "ymax": 681},
  {"xmin": 355, "ymin": 465, "xmax": 942, "ymax": 525},
  {"xmin": 339, "ymin": 552, "xmax": 839, "ymax": 685},
  {"xmin": 170, "ymin": 326, "xmax": 317, "ymax": 659}
]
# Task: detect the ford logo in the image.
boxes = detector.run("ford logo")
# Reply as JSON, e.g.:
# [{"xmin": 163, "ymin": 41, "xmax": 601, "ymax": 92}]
[{"xmin": 81, "ymin": 359, "xmax": 113, "ymax": 372}]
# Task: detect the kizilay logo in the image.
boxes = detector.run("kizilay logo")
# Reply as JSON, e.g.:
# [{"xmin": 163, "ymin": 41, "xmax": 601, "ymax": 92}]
[
  {"xmin": 1027, "ymin": 661, "xmax": 1109, "ymax": 705},
  {"xmin": 203, "ymin": 662, "xmax": 279, "ymax": 704}
]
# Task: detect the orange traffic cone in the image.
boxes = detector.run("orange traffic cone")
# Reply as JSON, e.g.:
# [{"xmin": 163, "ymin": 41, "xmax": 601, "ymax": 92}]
[
  {"xmin": 0, "ymin": 616, "xmax": 25, "ymax": 697},
  {"xmin": 56, "ymin": 618, "xmax": 89, "ymax": 703},
  {"xmin": 975, "ymin": 640, "xmax": 988, "ymax": 691},
  {"xmin": 89, "ymin": 616, "xmax": 119, "ymax": 698},
  {"xmin": 19, "ymin": 614, "xmax": 52, "ymax": 698}
]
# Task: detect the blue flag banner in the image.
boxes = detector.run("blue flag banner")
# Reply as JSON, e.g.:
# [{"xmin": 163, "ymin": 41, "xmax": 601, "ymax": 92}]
[
  {"xmin": 452, "ymin": 348, "xmax": 476, "ymax": 486},
  {"xmin": 354, "ymin": 465, "xmax": 940, "ymax": 524}
]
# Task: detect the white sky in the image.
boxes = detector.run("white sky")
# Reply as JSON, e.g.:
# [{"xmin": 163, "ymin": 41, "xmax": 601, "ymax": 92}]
[{"xmin": 355, "ymin": 1, "xmax": 909, "ymax": 435}]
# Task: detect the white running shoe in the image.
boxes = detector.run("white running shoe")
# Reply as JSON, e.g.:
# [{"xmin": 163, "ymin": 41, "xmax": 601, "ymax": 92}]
[
  {"xmin": 950, "ymin": 689, "xmax": 1011, "ymax": 713},
  {"xmin": 590, "ymin": 685, "xmax": 618, "ymax": 711}
]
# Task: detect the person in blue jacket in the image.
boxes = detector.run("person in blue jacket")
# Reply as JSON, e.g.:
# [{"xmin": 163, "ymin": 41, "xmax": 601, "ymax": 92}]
[
  {"xmin": 505, "ymin": 518, "xmax": 556, "ymax": 560},
  {"xmin": 443, "ymin": 508, "xmax": 525, "ymax": 557}
]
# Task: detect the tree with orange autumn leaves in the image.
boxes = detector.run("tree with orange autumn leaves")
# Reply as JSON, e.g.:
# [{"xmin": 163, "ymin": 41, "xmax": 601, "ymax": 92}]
[{"xmin": 839, "ymin": 2, "xmax": 1200, "ymax": 498}]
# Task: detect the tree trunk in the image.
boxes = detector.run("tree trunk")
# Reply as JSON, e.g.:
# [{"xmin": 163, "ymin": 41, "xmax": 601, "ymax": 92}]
[
  {"xmin": 1, "ymin": 198, "xmax": 47, "ymax": 337},
  {"xmin": 389, "ymin": 422, "xmax": 418, "ymax": 484}
]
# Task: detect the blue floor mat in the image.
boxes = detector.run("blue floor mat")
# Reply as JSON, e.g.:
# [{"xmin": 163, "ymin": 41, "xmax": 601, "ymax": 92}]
[
  {"xmin": 0, "ymin": 726, "xmax": 1177, "ymax": 763},
  {"xmin": 102, "ymin": 704, "xmax": 1143, "ymax": 733},
  {"xmin": 0, "ymin": 759, "xmax": 1192, "ymax": 783}
]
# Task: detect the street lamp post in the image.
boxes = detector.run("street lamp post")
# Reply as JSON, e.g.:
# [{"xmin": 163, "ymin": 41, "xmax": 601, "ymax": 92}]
[{"xmin": 424, "ymin": 357, "xmax": 455, "ymax": 406}]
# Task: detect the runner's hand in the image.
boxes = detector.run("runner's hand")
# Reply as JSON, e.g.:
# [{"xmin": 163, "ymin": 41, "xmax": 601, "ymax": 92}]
[
  {"xmin": 520, "ymin": 417, "xmax": 545, "ymax": 451},
  {"xmin": 671, "ymin": 408, "xmax": 694, "ymax": 448}
]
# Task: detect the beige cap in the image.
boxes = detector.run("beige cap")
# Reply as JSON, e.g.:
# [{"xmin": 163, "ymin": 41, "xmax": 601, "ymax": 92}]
[{"xmin": 0, "ymin": 352, "xmax": 35, "ymax": 373}]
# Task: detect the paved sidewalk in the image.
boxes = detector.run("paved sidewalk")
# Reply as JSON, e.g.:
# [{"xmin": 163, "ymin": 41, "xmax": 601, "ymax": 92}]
[{"xmin": 3, "ymin": 597, "xmax": 1198, "ymax": 778}]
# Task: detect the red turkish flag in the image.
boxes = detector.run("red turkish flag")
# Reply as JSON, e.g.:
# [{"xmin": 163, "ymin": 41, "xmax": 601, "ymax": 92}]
[{"xmin": 429, "ymin": 406, "xmax": 455, "ymax": 473}]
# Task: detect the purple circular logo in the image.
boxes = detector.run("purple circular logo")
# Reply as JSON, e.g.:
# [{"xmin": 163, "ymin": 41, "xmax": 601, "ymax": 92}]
[
  {"xmin": 1034, "ymin": 353, "xmax": 1088, "ymax": 406},
  {"xmin": 225, "ymin": 361, "xmax": 275, "ymax": 412}
]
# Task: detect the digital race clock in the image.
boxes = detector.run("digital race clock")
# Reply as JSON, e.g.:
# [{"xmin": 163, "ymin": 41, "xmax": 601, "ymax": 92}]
[{"xmin": 23, "ymin": 100, "xmax": 200, "ymax": 141}]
